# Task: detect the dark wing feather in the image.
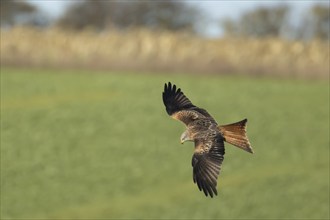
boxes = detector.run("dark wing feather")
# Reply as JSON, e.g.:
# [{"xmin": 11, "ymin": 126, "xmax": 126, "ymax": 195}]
[
  {"xmin": 192, "ymin": 135, "xmax": 225, "ymax": 198},
  {"xmin": 162, "ymin": 82, "xmax": 195, "ymax": 115}
]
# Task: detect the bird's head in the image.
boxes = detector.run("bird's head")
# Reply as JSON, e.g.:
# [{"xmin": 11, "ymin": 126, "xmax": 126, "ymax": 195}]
[{"xmin": 180, "ymin": 130, "xmax": 193, "ymax": 144}]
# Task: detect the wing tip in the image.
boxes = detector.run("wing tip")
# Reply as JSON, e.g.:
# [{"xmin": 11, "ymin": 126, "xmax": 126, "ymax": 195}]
[
  {"xmin": 193, "ymin": 172, "xmax": 218, "ymax": 198},
  {"xmin": 164, "ymin": 82, "xmax": 172, "ymax": 90}
]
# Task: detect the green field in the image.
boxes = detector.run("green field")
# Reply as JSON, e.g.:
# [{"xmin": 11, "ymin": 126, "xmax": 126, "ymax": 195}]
[{"xmin": 1, "ymin": 67, "xmax": 329, "ymax": 219}]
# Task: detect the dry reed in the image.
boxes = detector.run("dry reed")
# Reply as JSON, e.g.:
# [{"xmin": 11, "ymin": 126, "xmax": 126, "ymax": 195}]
[{"xmin": 1, "ymin": 27, "xmax": 328, "ymax": 79}]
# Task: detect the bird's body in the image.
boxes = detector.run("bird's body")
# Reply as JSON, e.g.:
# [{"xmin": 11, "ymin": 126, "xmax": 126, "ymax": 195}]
[{"xmin": 162, "ymin": 82, "xmax": 253, "ymax": 198}]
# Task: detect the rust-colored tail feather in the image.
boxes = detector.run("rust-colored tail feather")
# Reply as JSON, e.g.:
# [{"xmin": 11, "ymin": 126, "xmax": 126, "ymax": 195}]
[{"xmin": 218, "ymin": 119, "xmax": 254, "ymax": 154}]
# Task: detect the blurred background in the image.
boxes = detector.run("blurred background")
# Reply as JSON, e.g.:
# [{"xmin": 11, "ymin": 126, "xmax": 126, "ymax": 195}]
[{"xmin": 1, "ymin": 0, "xmax": 329, "ymax": 219}]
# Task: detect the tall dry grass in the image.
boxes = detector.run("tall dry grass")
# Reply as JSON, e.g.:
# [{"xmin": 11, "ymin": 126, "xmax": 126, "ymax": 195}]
[{"xmin": 1, "ymin": 27, "xmax": 328, "ymax": 78}]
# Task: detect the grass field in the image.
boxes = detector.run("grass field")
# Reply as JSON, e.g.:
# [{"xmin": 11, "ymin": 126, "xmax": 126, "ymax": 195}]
[{"xmin": 1, "ymin": 67, "xmax": 329, "ymax": 219}]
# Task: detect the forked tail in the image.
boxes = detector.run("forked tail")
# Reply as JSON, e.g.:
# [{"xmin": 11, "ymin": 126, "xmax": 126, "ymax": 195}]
[{"xmin": 218, "ymin": 119, "xmax": 254, "ymax": 154}]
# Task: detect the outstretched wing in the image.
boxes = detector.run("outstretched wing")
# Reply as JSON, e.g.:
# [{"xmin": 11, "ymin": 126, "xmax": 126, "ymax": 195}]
[
  {"xmin": 162, "ymin": 82, "xmax": 213, "ymax": 125},
  {"xmin": 162, "ymin": 82, "xmax": 195, "ymax": 115},
  {"xmin": 192, "ymin": 135, "xmax": 225, "ymax": 198}
]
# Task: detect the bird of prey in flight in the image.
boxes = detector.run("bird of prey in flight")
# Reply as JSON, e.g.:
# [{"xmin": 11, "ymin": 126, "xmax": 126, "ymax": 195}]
[{"xmin": 162, "ymin": 82, "xmax": 253, "ymax": 198}]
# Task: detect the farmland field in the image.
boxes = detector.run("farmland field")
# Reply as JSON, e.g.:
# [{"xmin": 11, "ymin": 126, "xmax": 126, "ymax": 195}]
[{"xmin": 1, "ymin": 67, "xmax": 329, "ymax": 219}]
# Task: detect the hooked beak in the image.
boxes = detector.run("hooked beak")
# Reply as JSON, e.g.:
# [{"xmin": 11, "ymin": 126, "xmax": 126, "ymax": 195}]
[{"xmin": 180, "ymin": 140, "xmax": 184, "ymax": 144}]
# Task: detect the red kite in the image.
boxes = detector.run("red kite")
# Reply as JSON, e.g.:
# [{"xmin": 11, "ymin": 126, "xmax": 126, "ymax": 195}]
[{"xmin": 162, "ymin": 82, "xmax": 253, "ymax": 198}]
